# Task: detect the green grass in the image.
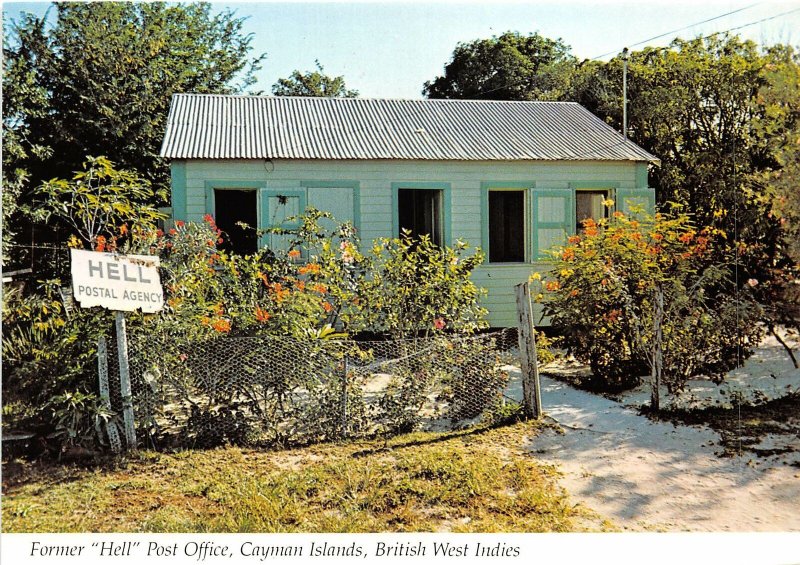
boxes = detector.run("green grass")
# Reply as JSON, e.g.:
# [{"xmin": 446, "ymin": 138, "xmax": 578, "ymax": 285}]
[{"xmin": 2, "ymin": 422, "xmax": 607, "ymax": 533}]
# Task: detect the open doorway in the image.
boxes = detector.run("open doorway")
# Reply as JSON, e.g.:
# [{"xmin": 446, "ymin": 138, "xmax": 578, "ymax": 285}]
[{"xmin": 214, "ymin": 189, "xmax": 258, "ymax": 255}]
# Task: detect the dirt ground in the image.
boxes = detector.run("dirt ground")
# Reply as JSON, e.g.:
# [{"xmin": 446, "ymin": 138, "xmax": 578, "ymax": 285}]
[{"xmin": 515, "ymin": 333, "xmax": 800, "ymax": 532}]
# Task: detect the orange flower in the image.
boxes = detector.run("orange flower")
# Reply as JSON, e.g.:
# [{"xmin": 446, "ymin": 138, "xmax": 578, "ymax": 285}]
[
  {"xmin": 652, "ymin": 233, "xmax": 664, "ymax": 241},
  {"xmin": 203, "ymin": 214, "xmax": 215, "ymax": 225},
  {"xmin": 322, "ymin": 301, "xmax": 333, "ymax": 313},
  {"xmin": 119, "ymin": 224, "xmax": 128, "ymax": 236},
  {"xmin": 584, "ymin": 227, "xmax": 599, "ymax": 237},
  {"xmin": 156, "ymin": 229, "xmax": 164, "ymax": 237},
  {"xmin": 288, "ymin": 249, "xmax": 301, "ymax": 259},
  {"xmin": 313, "ymin": 283, "xmax": 328, "ymax": 294},
  {"xmin": 211, "ymin": 318, "xmax": 231, "ymax": 333},
  {"xmin": 175, "ymin": 220, "xmax": 185, "ymax": 228},
  {"xmin": 678, "ymin": 231, "xmax": 695, "ymax": 244},
  {"xmin": 630, "ymin": 232, "xmax": 642, "ymax": 241},
  {"xmin": 95, "ymin": 235, "xmax": 106, "ymax": 252},
  {"xmin": 298, "ymin": 263, "xmax": 321, "ymax": 275},
  {"xmin": 271, "ymin": 282, "xmax": 290, "ymax": 302},
  {"xmin": 568, "ymin": 235, "xmax": 581, "ymax": 244},
  {"xmin": 254, "ymin": 307, "xmax": 271, "ymax": 323},
  {"xmin": 169, "ymin": 228, "xmax": 177, "ymax": 236},
  {"xmin": 569, "ymin": 289, "xmax": 579, "ymax": 297},
  {"xmin": 296, "ymin": 280, "xmax": 306, "ymax": 291},
  {"xmin": 613, "ymin": 211, "xmax": 624, "ymax": 218},
  {"xmin": 545, "ymin": 280, "xmax": 560, "ymax": 292},
  {"xmin": 200, "ymin": 316, "xmax": 211, "ymax": 326},
  {"xmin": 561, "ymin": 247, "xmax": 575, "ymax": 261},
  {"xmin": 606, "ymin": 309, "xmax": 622, "ymax": 323},
  {"xmin": 258, "ymin": 272, "xmax": 269, "ymax": 286},
  {"xmin": 433, "ymin": 317, "xmax": 446, "ymax": 330},
  {"xmin": 601, "ymin": 278, "xmax": 609, "ymax": 286}
]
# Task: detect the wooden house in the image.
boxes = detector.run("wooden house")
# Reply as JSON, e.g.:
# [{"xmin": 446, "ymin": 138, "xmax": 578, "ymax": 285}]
[{"xmin": 160, "ymin": 94, "xmax": 658, "ymax": 326}]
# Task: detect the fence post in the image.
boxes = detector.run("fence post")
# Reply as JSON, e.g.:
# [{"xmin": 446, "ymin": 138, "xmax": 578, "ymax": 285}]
[
  {"xmin": 115, "ymin": 311, "xmax": 137, "ymax": 450},
  {"xmin": 515, "ymin": 282, "xmax": 542, "ymax": 419},
  {"xmin": 98, "ymin": 336, "xmax": 122, "ymax": 453},
  {"xmin": 341, "ymin": 355, "xmax": 349, "ymax": 438}
]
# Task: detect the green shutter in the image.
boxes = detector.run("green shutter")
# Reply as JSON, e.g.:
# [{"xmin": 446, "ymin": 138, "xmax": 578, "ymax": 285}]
[
  {"xmin": 259, "ymin": 188, "xmax": 307, "ymax": 251},
  {"xmin": 532, "ymin": 189, "xmax": 574, "ymax": 261},
  {"xmin": 616, "ymin": 188, "xmax": 656, "ymax": 218}
]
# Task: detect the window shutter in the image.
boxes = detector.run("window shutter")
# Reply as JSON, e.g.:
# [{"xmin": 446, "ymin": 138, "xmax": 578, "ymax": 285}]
[
  {"xmin": 532, "ymin": 189, "xmax": 574, "ymax": 261},
  {"xmin": 259, "ymin": 189, "xmax": 307, "ymax": 251},
  {"xmin": 616, "ymin": 188, "xmax": 655, "ymax": 219}
]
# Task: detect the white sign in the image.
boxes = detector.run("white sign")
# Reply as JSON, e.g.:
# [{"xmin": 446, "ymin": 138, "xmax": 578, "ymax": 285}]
[{"xmin": 70, "ymin": 249, "xmax": 164, "ymax": 313}]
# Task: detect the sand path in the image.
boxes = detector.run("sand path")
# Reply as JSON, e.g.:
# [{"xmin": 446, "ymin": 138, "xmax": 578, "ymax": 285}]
[{"xmin": 528, "ymin": 375, "xmax": 800, "ymax": 531}]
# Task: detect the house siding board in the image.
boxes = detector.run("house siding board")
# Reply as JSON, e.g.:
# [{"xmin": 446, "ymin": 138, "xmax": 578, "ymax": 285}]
[{"xmin": 177, "ymin": 149, "xmax": 649, "ymax": 327}]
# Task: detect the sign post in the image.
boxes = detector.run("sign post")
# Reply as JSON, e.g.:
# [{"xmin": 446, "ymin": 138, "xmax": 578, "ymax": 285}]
[{"xmin": 71, "ymin": 249, "xmax": 163, "ymax": 451}]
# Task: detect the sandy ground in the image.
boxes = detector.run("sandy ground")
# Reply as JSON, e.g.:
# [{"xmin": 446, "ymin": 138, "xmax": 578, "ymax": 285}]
[{"xmin": 510, "ymin": 332, "xmax": 800, "ymax": 531}]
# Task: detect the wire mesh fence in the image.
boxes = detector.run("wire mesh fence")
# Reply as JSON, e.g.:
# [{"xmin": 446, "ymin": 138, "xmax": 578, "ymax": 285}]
[{"xmin": 105, "ymin": 328, "xmax": 523, "ymax": 449}]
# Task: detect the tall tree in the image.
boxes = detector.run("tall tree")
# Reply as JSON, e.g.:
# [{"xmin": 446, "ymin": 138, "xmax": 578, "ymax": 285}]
[
  {"xmin": 3, "ymin": 2, "xmax": 265, "ymax": 196},
  {"xmin": 272, "ymin": 60, "xmax": 358, "ymax": 97},
  {"xmin": 423, "ymin": 31, "xmax": 577, "ymax": 100}
]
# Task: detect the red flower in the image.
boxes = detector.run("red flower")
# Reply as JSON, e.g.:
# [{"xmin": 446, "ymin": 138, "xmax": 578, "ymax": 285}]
[
  {"xmin": 175, "ymin": 220, "xmax": 185, "ymax": 228},
  {"xmin": 434, "ymin": 317, "xmax": 446, "ymax": 330}
]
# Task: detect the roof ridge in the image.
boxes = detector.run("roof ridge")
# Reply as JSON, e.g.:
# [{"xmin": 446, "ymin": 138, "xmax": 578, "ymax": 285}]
[{"xmin": 171, "ymin": 93, "xmax": 579, "ymax": 105}]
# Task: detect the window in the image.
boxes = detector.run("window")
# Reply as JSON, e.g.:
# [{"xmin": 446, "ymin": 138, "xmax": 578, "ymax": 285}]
[
  {"xmin": 488, "ymin": 190, "xmax": 525, "ymax": 263},
  {"xmin": 575, "ymin": 190, "xmax": 608, "ymax": 234},
  {"xmin": 214, "ymin": 189, "xmax": 258, "ymax": 255},
  {"xmin": 398, "ymin": 188, "xmax": 443, "ymax": 245}
]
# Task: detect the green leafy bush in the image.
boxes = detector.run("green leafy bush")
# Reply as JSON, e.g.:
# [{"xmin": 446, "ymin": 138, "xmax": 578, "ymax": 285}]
[
  {"xmin": 357, "ymin": 232, "xmax": 487, "ymax": 338},
  {"xmin": 540, "ymin": 209, "xmax": 763, "ymax": 406}
]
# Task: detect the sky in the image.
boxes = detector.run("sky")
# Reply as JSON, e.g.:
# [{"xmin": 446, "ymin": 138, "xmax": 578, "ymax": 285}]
[{"xmin": 3, "ymin": 1, "xmax": 800, "ymax": 99}]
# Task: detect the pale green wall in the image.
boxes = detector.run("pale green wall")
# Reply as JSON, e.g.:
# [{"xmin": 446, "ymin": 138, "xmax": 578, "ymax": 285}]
[{"xmin": 174, "ymin": 158, "xmax": 653, "ymax": 327}]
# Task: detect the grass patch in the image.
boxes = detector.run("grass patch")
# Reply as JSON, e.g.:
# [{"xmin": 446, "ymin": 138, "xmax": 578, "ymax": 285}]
[{"xmin": 2, "ymin": 422, "xmax": 602, "ymax": 533}]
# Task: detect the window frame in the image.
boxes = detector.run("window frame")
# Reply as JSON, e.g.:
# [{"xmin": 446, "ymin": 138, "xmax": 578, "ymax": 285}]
[
  {"xmin": 481, "ymin": 182, "xmax": 533, "ymax": 264},
  {"xmin": 204, "ymin": 180, "xmax": 264, "ymax": 255},
  {"xmin": 569, "ymin": 182, "xmax": 619, "ymax": 234},
  {"xmin": 391, "ymin": 182, "xmax": 451, "ymax": 246}
]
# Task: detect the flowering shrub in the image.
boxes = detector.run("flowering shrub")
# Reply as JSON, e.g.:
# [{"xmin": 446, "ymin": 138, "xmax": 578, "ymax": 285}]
[
  {"xmin": 356, "ymin": 232, "xmax": 487, "ymax": 339},
  {"xmin": 540, "ymin": 208, "xmax": 763, "ymax": 405}
]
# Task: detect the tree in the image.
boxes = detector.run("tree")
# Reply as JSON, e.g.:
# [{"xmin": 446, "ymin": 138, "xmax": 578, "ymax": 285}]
[
  {"xmin": 423, "ymin": 31, "xmax": 577, "ymax": 100},
  {"xmin": 573, "ymin": 36, "xmax": 800, "ymax": 334},
  {"xmin": 3, "ymin": 2, "xmax": 265, "ymax": 200},
  {"xmin": 272, "ymin": 60, "xmax": 358, "ymax": 97}
]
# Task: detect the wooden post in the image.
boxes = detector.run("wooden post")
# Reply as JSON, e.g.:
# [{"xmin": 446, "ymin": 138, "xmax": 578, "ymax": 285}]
[
  {"xmin": 515, "ymin": 282, "xmax": 542, "ymax": 419},
  {"xmin": 115, "ymin": 311, "xmax": 137, "ymax": 450},
  {"xmin": 98, "ymin": 336, "xmax": 122, "ymax": 453},
  {"xmin": 341, "ymin": 356, "xmax": 349, "ymax": 438},
  {"xmin": 650, "ymin": 287, "xmax": 664, "ymax": 412}
]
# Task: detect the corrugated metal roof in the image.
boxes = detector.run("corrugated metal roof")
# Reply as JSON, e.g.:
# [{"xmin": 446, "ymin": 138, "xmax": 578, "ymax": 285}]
[{"xmin": 160, "ymin": 94, "xmax": 659, "ymax": 163}]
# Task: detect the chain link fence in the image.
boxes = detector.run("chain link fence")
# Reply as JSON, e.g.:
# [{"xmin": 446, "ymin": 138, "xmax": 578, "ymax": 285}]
[{"xmin": 105, "ymin": 329, "xmax": 523, "ymax": 449}]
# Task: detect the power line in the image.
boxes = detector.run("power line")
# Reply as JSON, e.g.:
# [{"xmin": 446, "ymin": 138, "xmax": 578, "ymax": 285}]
[
  {"xmin": 590, "ymin": 3, "xmax": 761, "ymax": 60},
  {"xmin": 464, "ymin": 5, "xmax": 797, "ymax": 100}
]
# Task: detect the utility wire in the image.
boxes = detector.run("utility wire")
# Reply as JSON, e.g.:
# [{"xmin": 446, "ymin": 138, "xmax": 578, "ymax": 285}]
[
  {"xmin": 464, "ymin": 5, "xmax": 797, "ymax": 100},
  {"xmin": 590, "ymin": 3, "xmax": 761, "ymax": 60}
]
